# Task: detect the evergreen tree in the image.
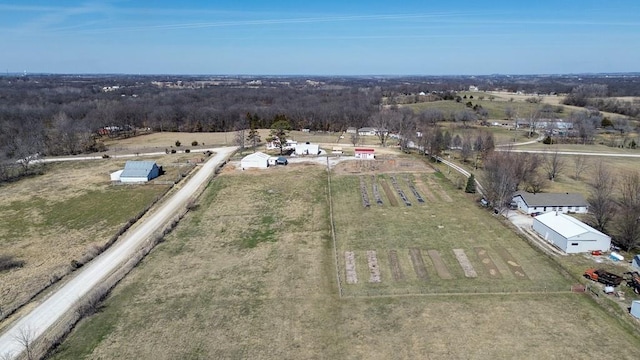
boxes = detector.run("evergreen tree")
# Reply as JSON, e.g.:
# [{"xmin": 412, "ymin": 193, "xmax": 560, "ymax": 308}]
[{"xmin": 465, "ymin": 174, "xmax": 477, "ymax": 193}]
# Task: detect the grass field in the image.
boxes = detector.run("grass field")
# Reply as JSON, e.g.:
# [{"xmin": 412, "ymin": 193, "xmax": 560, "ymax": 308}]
[
  {"xmin": 330, "ymin": 162, "xmax": 572, "ymax": 297},
  {"xmin": 0, "ymin": 158, "xmax": 175, "ymax": 322},
  {"xmin": 49, "ymin": 159, "xmax": 640, "ymax": 359}
]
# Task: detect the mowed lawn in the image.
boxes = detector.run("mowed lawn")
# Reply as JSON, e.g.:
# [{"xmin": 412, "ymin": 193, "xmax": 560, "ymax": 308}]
[{"xmin": 50, "ymin": 163, "xmax": 640, "ymax": 359}]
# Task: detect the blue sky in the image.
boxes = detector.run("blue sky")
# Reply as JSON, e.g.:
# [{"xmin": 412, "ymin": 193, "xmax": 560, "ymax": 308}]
[{"xmin": 1, "ymin": 0, "xmax": 639, "ymax": 75}]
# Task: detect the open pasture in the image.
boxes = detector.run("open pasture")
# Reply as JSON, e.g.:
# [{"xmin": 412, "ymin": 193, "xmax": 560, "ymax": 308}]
[
  {"xmin": 49, "ymin": 159, "xmax": 640, "ymax": 359},
  {"xmin": 0, "ymin": 157, "xmax": 177, "ymax": 323}
]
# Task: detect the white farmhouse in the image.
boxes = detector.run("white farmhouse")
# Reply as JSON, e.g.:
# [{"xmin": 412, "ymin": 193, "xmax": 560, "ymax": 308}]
[
  {"xmin": 532, "ymin": 212, "xmax": 611, "ymax": 254},
  {"xmin": 512, "ymin": 191, "xmax": 588, "ymax": 215}
]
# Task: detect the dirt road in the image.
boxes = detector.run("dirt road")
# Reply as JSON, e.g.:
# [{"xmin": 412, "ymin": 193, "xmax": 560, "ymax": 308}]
[{"xmin": 0, "ymin": 147, "xmax": 237, "ymax": 359}]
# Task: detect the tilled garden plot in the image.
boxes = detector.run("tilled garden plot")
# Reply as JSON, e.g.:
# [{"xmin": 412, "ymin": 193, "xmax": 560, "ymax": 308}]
[
  {"xmin": 414, "ymin": 176, "xmax": 437, "ymax": 202},
  {"xmin": 494, "ymin": 247, "xmax": 529, "ymax": 280},
  {"xmin": 390, "ymin": 175, "xmax": 411, "ymax": 206},
  {"xmin": 474, "ymin": 247, "xmax": 502, "ymax": 278},
  {"xmin": 453, "ymin": 248, "xmax": 478, "ymax": 278},
  {"xmin": 345, "ymin": 251, "xmax": 357, "ymax": 284},
  {"xmin": 371, "ymin": 175, "xmax": 383, "ymax": 205},
  {"xmin": 380, "ymin": 179, "xmax": 399, "ymax": 206},
  {"xmin": 409, "ymin": 248, "xmax": 429, "ymax": 280},
  {"xmin": 427, "ymin": 250, "xmax": 453, "ymax": 279},
  {"xmin": 359, "ymin": 176, "xmax": 370, "ymax": 208},
  {"xmin": 404, "ymin": 175, "xmax": 425, "ymax": 203},
  {"xmin": 387, "ymin": 250, "xmax": 404, "ymax": 281},
  {"xmin": 367, "ymin": 250, "xmax": 381, "ymax": 283}
]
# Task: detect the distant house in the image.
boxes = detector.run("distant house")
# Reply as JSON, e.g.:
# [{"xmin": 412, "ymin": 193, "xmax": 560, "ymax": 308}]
[
  {"xmin": 358, "ymin": 127, "xmax": 377, "ymax": 136},
  {"xmin": 532, "ymin": 212, "xmax": 611, "ymax": 254},
  {"xmin": 512, "ymin": 191, "xmax": 588, "ymax": 215},
  {"xmin": 332, "ymin": 147, "xmax": 343, "ymax": 155},
  {"xmin": 241, "ymin": 151, "xmax": 270, "ymax": 169},
  {"xmin": 266, "ymin": 139, "xmax": 297, "ymax": 151},
  {"xmin": 632, "ymin": 255, "xmax": 640, "ymax": 270},
  {"xmin": 346, "ymin": 127, "xmax": 358, "ymax": 134},
  {"xmin": 115, "ymin": 161, "xmax": 160, "ymax": 183},
  {"xmin": 294, "ymin": 142, "xmax": 320, "ymax": 155},
  {"xmin": 355, "ymin": 148, "xmax": 375, "ymax": 159}
]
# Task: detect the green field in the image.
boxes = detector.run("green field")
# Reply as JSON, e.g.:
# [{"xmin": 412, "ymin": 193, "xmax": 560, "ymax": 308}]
[{"xmin": 49, "ymin": 161, "xmax": 640, "ymax": 359}]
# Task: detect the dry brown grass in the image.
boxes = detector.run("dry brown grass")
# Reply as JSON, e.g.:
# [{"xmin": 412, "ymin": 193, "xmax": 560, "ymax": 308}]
[
  {"xmin": 0, "ymin": 159, "xmax": 172, "ymax": 323},
  {"xmin": 50, "ymin": 158, "xmax": 640, "ymax": 359}
]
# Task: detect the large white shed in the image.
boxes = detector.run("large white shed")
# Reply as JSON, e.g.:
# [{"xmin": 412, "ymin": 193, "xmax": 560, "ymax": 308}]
[
  {"xmin": 119, "ymin": 161, "xmax": 160, "ymax": 183},
  {"xmin": 295, "ymin": 143, "xmax": 319, "ymax": 155},
  {"xmin": 240, "ymin": 151, "xmax": 270, "ymax": 169},
  {"xmin": 532, "ymin": 212, "xmax": 611, "ymax": 254}
]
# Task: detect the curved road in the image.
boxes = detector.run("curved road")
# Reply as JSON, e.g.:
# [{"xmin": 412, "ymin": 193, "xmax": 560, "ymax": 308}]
[{"xmin": 0, "ymin": 147, "xmax": 237, "ymax": 359}]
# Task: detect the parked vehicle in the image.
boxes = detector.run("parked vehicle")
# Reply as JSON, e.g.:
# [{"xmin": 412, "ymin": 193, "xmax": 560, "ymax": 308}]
[
  {"xmin": 583, "ymin": 268, "xmax": 624, "ymax": 287},
  {"xmin": 624, "ymin": 272, "xmax": 640, "ymax": 294},
  {"xmin": 275, "ymin": 156, "xmax": 288, "ymax": 165}
]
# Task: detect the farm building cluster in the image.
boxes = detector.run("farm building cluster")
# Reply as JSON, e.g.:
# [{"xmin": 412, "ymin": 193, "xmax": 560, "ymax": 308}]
[{"xmin": 508, "ymin": 192, "xmax": 612, "ymax": 254}]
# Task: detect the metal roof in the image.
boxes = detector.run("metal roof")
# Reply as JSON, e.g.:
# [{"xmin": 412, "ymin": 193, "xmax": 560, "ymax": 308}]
[
  {"xmin": 242, "ymin": 151, "xmax": 270, "ymax": 161},
  {"xmin": 534, "ymin": 212, "xmax": 608, "ymax": 239},
  {"xmin": 120, "ymin": 161, "xmax": 157, "ymax": 178},
  {"xmin": 513, "ymin": 191, "xmax": 588, "ymax": 207}
]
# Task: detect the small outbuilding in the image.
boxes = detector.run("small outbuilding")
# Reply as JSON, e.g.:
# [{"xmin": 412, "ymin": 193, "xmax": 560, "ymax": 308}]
[
  {"xmin": 241, "ymin": 151, "xmax": 270, "ymax": 169},
  {"xmin": 355, "ymin": 148, "xmax": 375, "ymax": 159},
  {"xmin": 512, "ymin": 191, "xmax": 588, "ymax": 215},
  {"xmin": 110, "ymin": 169, "xmax": 123, "ymax": 182},
  {"xmin": 118, "ymin": 161, "xmax": 160, "ymax": 183},
  {"xmin": 532, "ymin": 212, "xmax": 611, "ymax": 254}
]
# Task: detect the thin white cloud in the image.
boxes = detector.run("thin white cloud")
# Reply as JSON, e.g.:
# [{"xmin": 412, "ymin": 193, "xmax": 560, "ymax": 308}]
[{"xmin": 59, "ymin": 12, "xmax": 472, "ymax": 34}]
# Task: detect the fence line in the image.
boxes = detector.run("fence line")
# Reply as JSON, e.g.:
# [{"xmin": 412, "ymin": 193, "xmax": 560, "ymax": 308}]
[{"xmin": 326, "ymin": 157, "xmax": 344, "ymax": 298}]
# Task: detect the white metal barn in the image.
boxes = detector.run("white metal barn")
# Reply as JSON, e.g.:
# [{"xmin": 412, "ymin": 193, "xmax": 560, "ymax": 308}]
[
  {"xmin": 240, "ymin": 151, "xmax": 270, "ymax": 169},
  {"xmin": 119, "ymin": 161, "xmax": 160, "ymax": 183},
  {"xmin": 294, "ymin": 143, "xmax": 319, "ymax": 155},
  {"xmin": 532, "ymin": 212, "xmax": 611, "ymax": 254}
]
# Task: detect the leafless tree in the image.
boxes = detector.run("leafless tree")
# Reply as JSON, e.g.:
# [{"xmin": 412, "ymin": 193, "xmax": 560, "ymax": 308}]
[
  {"xmin": 350, "ymin": 132, "xmax": 360, "ymax": 146},
  {"xmin": 572, "ymin": 155, "xmax": 590, "ymax": 180},
  {"xmin": 418, "ymin": 108, "xmax": 444, "ymax": 127},
  {"xmin": 569, "ymin": 111, "xmax": 599, "ymax": 145},
  {"xmin": 14, "ymin": 325, "xmax": 36, "ymax": 360},
  {"xmin": 481, "ymin": 151, "xmax": 518, "ymax": 213},
  {"xmin": 395, "ymin": 108, "xmax": 417, "ymax": 151},
  {"xmin": 511, "ymin": 152, "xmax": 541, "ymax": 191},
  {"xmin": 370, "ymin": 108, "xmax": 399, "ymax": 147},
  {"xmin": 460, "ymin": 133, "xmax": 473, "ymax": 163},
  {"xmin": 587, "ymin": 161, "xmax": 617, "ymax": 232},
  {"xmin": 234, "ymin": 129, "xmax": 246, "ymax": 149},
  {"xmin": 525, "ymin": 171, "xmax": 549, "ymax": 194},
  {"xmin": 454, "ymin": 109, "xmax": 476, "ymax": 128},
  {"xmin": 542, "ymin": 147, "xmax": 565, "ymax": 181},
  {"xmin": 613, "ymin": 171, "xmax": 640, "ymax": 251},
  {"xmin": 505, "ymin": 105, "xmax": 516, "ymax": 121}
]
